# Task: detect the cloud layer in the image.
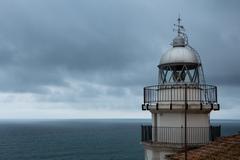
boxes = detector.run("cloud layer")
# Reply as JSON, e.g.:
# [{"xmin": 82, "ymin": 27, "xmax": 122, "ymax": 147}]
[{"xmin": 0, "ymin": 0, "xmax": 239, "ymax": 118}]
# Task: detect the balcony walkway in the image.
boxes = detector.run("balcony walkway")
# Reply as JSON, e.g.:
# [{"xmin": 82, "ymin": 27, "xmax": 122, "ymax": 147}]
[
  {"xmin": 141, "ymin": 125, "xmax": 221, "ymax": 146},
  {"xmin": 142, "ymin": 84, "xmax": 219, "ymax": 111}
]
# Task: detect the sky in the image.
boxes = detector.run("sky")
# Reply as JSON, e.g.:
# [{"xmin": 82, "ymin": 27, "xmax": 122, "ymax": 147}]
[{"xmin": 0, "ymin": 0, "xmax": 239, "ymax": 119}]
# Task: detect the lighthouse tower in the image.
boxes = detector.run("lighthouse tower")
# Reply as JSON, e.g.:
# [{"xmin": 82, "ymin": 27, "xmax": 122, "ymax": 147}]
[{"xmin": 141, "ymin": 18, "xmax": 220, "ymax": 160}]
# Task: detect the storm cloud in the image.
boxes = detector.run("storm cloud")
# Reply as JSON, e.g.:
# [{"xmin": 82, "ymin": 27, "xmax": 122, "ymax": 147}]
[{"xmin": 0, "ymin": 0, "xmax": 239, "ymax": 118}]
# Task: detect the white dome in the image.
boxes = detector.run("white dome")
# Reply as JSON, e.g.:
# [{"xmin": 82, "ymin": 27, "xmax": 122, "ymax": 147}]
[{"xmin": 159, "ymin": 47, "xmax": 199, "ymax": 65}]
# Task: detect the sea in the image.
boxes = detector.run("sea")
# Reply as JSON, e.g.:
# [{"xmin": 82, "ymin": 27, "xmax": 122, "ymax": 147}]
[{"xmin": 0, "ymin": 119, "xmax": 239, "ymax": 160}]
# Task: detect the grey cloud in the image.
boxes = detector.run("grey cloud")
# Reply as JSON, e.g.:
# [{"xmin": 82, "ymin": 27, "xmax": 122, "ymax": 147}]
[{"xmin": 0, "ymin": 0, "xmax": 239, "ymax": 107}]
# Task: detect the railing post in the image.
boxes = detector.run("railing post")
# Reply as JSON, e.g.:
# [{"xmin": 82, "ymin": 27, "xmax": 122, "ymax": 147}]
[
  {"xmin": 170, "ymin": 85, "xmax": 172, "ymax": 109},
  {"xmin": 200, "ymin": 84, "xmax": 202, "ymax": 104},
  {"xmin": 149, "ymin": 125, "xmax": 152, "ymax": 142},
  {"xmin": 215, "ymin": 86, "xmax": 218, "ymax": 103},
  {"xmin": 143, "ymin": 88, "xmax": 145, "ymax": 104},
  {"xmin": 184, "ymin": 84, "xmax": 188, "ymax": 160},
  {"xmin": 210, "ymin": 125, "xmax": 213, "ymax": 141},
  {"xmin": 210, "ymin": 125, "xmax": 221, "ymax": 141}
]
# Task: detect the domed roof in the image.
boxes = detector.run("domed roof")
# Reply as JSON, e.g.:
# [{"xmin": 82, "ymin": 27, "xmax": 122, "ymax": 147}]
[
  {"xmin": 159, "ymin": 46, "xmax": 199, "ymax": 66},
  {"xmin": 173, "ymin": 35, "xmax": 185, "ymax": 47}
]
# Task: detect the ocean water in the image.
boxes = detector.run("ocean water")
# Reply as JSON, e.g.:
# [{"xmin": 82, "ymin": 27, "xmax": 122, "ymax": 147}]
[{"xmin": 0, "ymin": 119, "xmax": 239, "ymax": 160}]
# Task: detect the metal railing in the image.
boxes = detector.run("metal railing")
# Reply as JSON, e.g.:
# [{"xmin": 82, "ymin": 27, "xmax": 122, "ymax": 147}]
[
  {"xmin": 141, "ymin": 125, "xmax": 221, "ymax": 145},
  {"xmin": 143, "ymin": 84, "xmax": 217, "ymax": 104}
]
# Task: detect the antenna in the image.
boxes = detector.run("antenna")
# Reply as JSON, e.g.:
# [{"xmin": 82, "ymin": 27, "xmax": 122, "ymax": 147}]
[
  {"xmin": 173, "ymin": 15, "xmax": 185, "ymax": 36},
  {"xmin": 173, "ymin": 15, "xmax": 188, "ymax": 45}
]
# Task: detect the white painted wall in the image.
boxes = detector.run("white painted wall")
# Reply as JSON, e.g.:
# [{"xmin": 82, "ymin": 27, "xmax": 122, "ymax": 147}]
[
  {"xmin": 144, "ymin": 148, "xmax": 174, "ymax": 160},
  {"xmin": 156, "ymin": 112, "xmax": 210, "ymax": 127},
  {"xmin": 151, "ymin": 112, "xmax": 210, "ymax": 144}
]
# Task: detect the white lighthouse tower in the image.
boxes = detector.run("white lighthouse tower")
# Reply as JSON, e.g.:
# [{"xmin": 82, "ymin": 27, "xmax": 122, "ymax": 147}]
[{"xmin": 141, "ymin": 17, "xmax": 221, "ymax": 160}]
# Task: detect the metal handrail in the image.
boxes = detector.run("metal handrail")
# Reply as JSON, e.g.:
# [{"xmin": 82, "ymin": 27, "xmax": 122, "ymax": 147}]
[
  {"xmin": 143, "ymin": 84, "xmax": 217, "ymax": 104},
  {"xmin": 141, "ymin": 125, "xmax": 221, "ymax": 144}
]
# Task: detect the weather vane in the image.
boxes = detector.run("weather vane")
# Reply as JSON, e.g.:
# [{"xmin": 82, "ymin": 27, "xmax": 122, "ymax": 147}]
[
  {"xmin": 173, "ymin": 14, "xmax": 188, "ymax": 45},
  {"xmin": 173, "ymin": 15, "xmax": 185, "ymax": 36}
]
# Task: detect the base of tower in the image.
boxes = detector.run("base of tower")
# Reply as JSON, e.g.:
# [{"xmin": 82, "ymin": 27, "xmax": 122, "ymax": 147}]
[
  {"xmin": 142, "ymin": 142, "xmax": 201, "ymax": 160},
  {"xmin": 144, "ymin": 145, "xmax": 176, "ymax": 160}
]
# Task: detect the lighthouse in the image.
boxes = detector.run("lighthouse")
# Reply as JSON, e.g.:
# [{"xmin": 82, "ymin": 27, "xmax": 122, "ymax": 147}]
[{"xmin": 141, "ymin": 17, "xmax": 221, "ymax": 160}]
